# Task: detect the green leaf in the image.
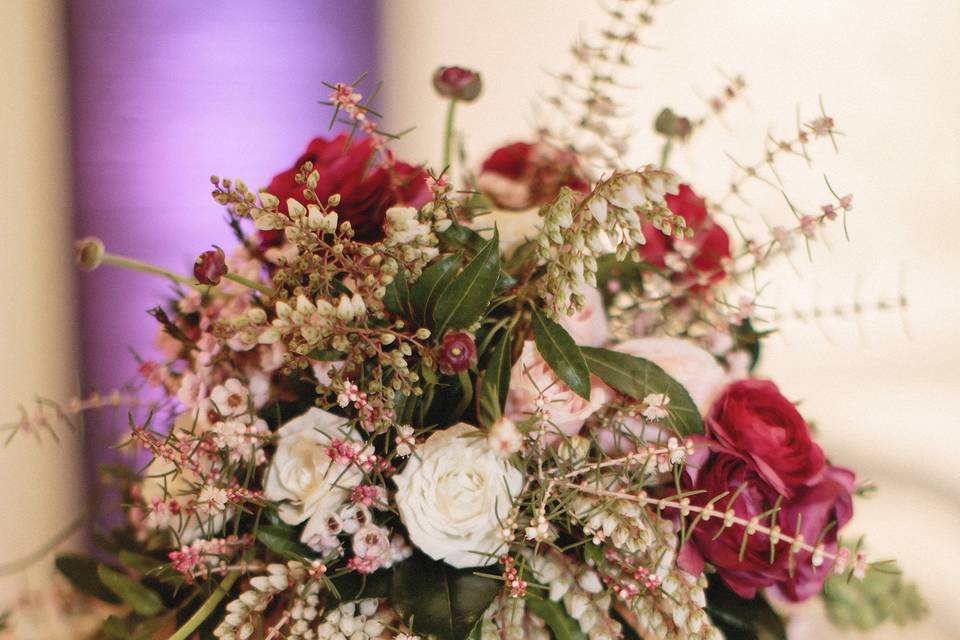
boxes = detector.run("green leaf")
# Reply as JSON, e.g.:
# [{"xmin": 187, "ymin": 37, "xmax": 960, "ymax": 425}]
[
  {"xmin": 822, "ymin": 553, "xmax": 927, "ymax": 631},
  {"xmin": 383, "ymin": 269, "xmax": 410, "ymax": 316},
  {"xmin": 580, "ymin": 346, "xmax": 704, "ymax": 436},
  {"xmin": 531, "ymin": 308, "xmax": 591, "ymax": 400},
  {"xmin": 306, "ymin": 348, "xmax": 346, "ymax": 361},
  {"xmin": 410, "ymin": 252, "xmax": 463, "ymax": 324},
  {"xmin": 391, "ymin": 552, "xmax": 501, "ymax": 640},
  {"xmin": 257, "ymin": 524, "xmax": 314, "ymax": 560},
  {"xmin": 329, "ymin": 568, "xmax": 392, "ymax": 602},
  {"xmin": 97, "ymin": 565, "xmax": 165, "ymax": 616},
  {"xmin": 118, "ymin": 550, "xmax": 164, "ymax": 574},
  {"xmin": 432, "ymin": 230, "xmax": 501, "ymax": 334},
  {"xmin": 704, "ymin": 580, "xmax": 786, "ymax": 640},
  {"xmin": 525, "ymin": 596, "xmax": 587, "ymax": 640},
  {"xmin": 54, "ymin": 553, "xmax": 121, "ymax": 604},
  {"xmin": 478, "ymin": 330, "xmax": 513, "ymax": 426},
  {"xmin": 439, "ymin": 221, "xmax": 488, "ymax": 255},
  {"xmin": 102, "ymin": 615, "xmax": 134, "ymax": 639}
]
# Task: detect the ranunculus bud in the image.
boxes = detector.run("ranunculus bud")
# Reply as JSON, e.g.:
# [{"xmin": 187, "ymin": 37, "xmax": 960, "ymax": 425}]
[
  {"xmin": 654, "ymin": 108, "xmax": 692, "ymax": 140},
  {"xmin": 75, "ymin": 237, "xmax": 106, "ymax": 271},
  {"xmin": 432, "ymin": 66, "xmax": 482, "ymax": 102},
  {"xmin": 193, "ymin": 245, "xmax": 227, "ymax": 285},
  {"xmin": 438, "ymin": 330, "xmax": 478, "ymax": 374}
]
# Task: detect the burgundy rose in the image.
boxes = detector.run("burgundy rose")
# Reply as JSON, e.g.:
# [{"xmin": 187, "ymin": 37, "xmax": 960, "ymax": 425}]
[
  {"xmin": 681, "ymin": 452, "xmax": 854, "ymax": 601},
  {"xmin": 259, "ymin": 134, "xmax": 430, "ymax": 247},
  {"xmin": 640, "ymin": 184, "xmax": 730, "ymax": 288},
  {"xmin": 432, "ymin": 66, "xmax": 482, "ymax": 102},
  {"xmin": 706, "ymin": 379, "xmax": 826, "ymax": 497},
  {"xmin": 438, "ymin": 330, "xmax": 478, "ymax": 375},
  {"xmin": 193, "ymin": 245, "xmax": 227, "ymax": 285},
  {"xmin": 476, "ymin": 141, "xmax": 589, "ymax": 210}
]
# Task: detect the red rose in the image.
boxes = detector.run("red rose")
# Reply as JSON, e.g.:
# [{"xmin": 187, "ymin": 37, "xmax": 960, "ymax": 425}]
[
  {"xmin": 640, "ymin": 184, "xmax": 730, "ymax": 288},
  {"xmin": 432, "ymin": 66, "xmax": 482, "ymax": 102},
  {"xmin": 260, "ymin": 134, "xmax": 430, "ymax": 246},
  {"xmin": 706, "ymin": 379, "xmax": 826, "ymax": 497},
  {"xmin": 681, "ymin": 452, "xmax": 854, "ymax": 601},
  {"xmin": 476, "ymin": 141, "xmax": 589, "ymax": 210}
]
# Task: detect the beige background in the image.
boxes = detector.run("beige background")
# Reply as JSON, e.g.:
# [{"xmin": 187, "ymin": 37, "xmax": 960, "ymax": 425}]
[
  {"xmin": 382, "ymin": 1, "xmax": 959, "ymax": 637},
  {"xmin": 0, "ymin": 0, "xmax": 83, "ymax": 622}
]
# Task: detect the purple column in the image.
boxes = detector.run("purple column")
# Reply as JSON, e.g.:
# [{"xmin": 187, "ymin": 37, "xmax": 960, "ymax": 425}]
[{"xmin": 67, "ymin": 1, "xmax": 379, "ymax": 504}]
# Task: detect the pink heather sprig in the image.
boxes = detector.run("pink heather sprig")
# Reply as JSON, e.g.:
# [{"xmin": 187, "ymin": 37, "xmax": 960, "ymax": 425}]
[
  {"xmin": 602, "ymin": 547, "xmax": 662, "ymax": 602},
  {"xmin": 501, "ymin": 555, "xmax": 528, "ymax": 598},
  {"xmin": 168, "ymin": 534, "xmax": 253, "ymax": 581},
  {"xmin": 350, "ymin": 484, "xmax": 386, "ymax": 508},
  {"xmin": 325, "ymin": 438, "xmax": 391, "ymax": 475}
]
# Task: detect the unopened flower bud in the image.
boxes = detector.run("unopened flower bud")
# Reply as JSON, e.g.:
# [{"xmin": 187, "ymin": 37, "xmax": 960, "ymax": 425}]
[
  {"xmin": 654, "ymin": 107, "xmax": 692, "ymax": 140},
  {"xmin": 75, "ymin": 237, "xmax": 105, "ymax": 271},
  {"xmin": 438, "ymin": 330, "xmax": 478, "ymax": 374},
  {"xmin": 432, "ymin": 66, "xmax": 482, "ymax": 102},
  {"xmin": 415, "ymin": 328, "xmax": 431, "ymax": 340},
  {"xmin": 193, "ymin": 245, "xmax": 227, "ymax": 285},
  {"xmin": 327, "ymin": 193, "xmax": 341, "ymax": 207}
]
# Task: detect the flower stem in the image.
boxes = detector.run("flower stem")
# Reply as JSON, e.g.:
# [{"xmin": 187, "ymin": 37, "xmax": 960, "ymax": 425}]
[
  {"xmin": 168, "ymin": 569, "xmax": 240, "ymax": 640},
  {"xmin": 659, "ymin": 139, "xmax": 673, "ymax": 169},
  {"xmin": 442, "ymin": 98, "xmax": 458, "ymax": 170},
  {"xmin": 100, "ymin": 253, "xmax": 275, "ymax": 297}
]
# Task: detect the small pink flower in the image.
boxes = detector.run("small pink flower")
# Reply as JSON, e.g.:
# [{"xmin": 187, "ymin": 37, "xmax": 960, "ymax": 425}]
[{"xmin": 349, "ymin": 524, "xmax": 392, "ymax": 573}]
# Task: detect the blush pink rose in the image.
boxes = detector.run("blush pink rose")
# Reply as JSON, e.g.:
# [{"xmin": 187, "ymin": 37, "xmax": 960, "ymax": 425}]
[
  {"xmin": 505, "ymin": 341, "xmax": 611, "ymax": 439},
  {"xmin": 559, "ymin": 286, "xmax": 608, "ymax": 348},
  {"xmin": 595, "ymin": 337, "xmax": 728, "ymax": 454}
]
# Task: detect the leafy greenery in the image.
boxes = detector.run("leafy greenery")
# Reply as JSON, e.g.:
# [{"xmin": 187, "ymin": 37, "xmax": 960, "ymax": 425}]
[
  {"xmin": 54, "ymin": 553, "xmax": 122, "ymax": 604},
  {"xmin": 257, "ymin": 524, "xmax": 316, "ymax": 560},
  {"xmin": 391, "ymin": 552, "xmax": 501, "ymax": 640},
  {"xmin": 823, "ymin": 559, "xmax": 927, "ymax": 631},
  {"xmin": 478, "ymin": 330, "xmax": 513, "ymax": 426},
  {"xmin": 383, "ymin": 269, "xmax": 410, "ymax": 316},
  {"xmin": 531, "ymin": 308, "xmax": 591, "ymax": 400},
  {"xmin": 704, "ymin": 580, "xmax": 786, "ymax": 640},
  {"xmin": 433, "ymin": 230, "xmax": 501, "ymax": 335},
  {"xmin": 410, "ymin": 252, "xmax": 463, "ymax": 325},
  {"xmin": 97, "ymin": 564, "xmax": 165, "ymax": 616},
  {"xmin": 524, "ymin": 596, "xmax": 587, "ymax": 640},
  {"xmin": 580, "ymin": 346, "xmax": 704, "ymax": 436}
]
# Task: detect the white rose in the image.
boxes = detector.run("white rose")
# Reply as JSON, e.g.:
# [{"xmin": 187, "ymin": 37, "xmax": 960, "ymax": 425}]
[
  {"xmin": 470, "ymin": 208, "xmax": 542, "ymax": 255},
  {"xmin": 596, "ymin": 337, "xmax": 728, "ymax": 454},
  {"xmin": 505, "ymin": 341, "xmax": 612, "ymax": 439},
  {"xmin": 394, "ymin": 423, "xmax": 523, "ymax": 568},
  {"xmin": 263, "ymin": 407, "xmax": 363, "ymax": 540},
  {"xmin": 558, "ymin": 285, "xmax": 608, "ymax": 348}
]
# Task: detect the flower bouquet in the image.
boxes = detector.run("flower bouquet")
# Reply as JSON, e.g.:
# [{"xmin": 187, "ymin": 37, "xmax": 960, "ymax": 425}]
[{"xmin": 4, "ymin": 5, "xmax": 927, "ymax": 640}]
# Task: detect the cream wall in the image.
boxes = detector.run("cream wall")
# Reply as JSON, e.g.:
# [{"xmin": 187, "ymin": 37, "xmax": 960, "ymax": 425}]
[
  {"xmin": 381, "ymin": 2, "xmax": 959, "ymax": 637},
  {"xmin": 0, "ymin": 0, "xmax": 82, "ymax": 612}
]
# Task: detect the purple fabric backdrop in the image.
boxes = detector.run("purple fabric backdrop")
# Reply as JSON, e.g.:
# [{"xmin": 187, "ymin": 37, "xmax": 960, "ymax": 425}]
[{"xmin": 67, "ymin": 1, "xmax": 379, "ymax": 510}]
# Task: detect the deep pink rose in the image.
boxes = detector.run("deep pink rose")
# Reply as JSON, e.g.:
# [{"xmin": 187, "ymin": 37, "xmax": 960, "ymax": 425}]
[
  {"xmin": 260, "ymin": 134, "xmax": 430, "ymax": 246},
  {"xmin": 706, "ymin": 379, "xmax": 826, "ymax": 497},
  {"xmin": 681, "ymin": 452, "xmax": 854, "ymax": 601},
  {"xmin": 477, "ymin": 141, "xmax": 589, "ymax": 210},
  {"xmin": 432, "ymin": 66, "xmax": 482, "ymax": 101},
  {"xmin": 640, "ymin": 184, "xmax": 730, "ymax": 288}
]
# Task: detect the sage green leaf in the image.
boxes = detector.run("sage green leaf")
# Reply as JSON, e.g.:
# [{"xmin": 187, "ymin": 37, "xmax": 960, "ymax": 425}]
[
  {"xmin": 391, "ymin": 552, "xmax": 500, "ymax": 640},
  {"xmin": 580, "ymin": 346, "xmax": 703, "ymax": 436},
  {"xmin": 118, "ymin": 550, "xmax": 163, "ymax": 574},
  {"xmin": 478, "ymin": 330, "xmax": 512, "ymax": 426},
  {"xmin": 55, "ymin": 554, "xmax": 121, "ymax": 604},
  {"xmin": 705, "ymin": 580, "xmax": 786, "ymax": 640},
  {"xmin": 96, "ymin": 565, "xmax": 164, "ymax": 616},
  {"xmin": 531, "ymin": 308, "xmax": 591, "ymax": 400},
  {"xmin": 439, "ymin": 221, "xmax": 488, "ymax": 255},
  {"xmin": 433, "ymin": 230, "xmax": 501, "ymax": 335},
  {"xmin": 383, "ymin": 269, "xmax": 410, "ymax": 316},
  {"xmin": 410, "ymin": 252, "xmax": 463, "ymax": 324},
  {"xmin": 525, "ymin": 596, "xmax": 587, "ymax": 640},
  {"xmin": 102, "ymin": 615, "xmax": 134, "ymax": 639},
  {"xmin": 257, "ymin": 524, "xmax": 314, "ymax": 560}
]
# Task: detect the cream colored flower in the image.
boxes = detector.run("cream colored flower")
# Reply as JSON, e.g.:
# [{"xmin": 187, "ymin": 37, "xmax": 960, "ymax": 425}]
[
  {"xmin": 263, "ymin": 408, "xmax": 363, "ymax": 541},
  {"xmin": 394, "ymin": 423, "xmax": 523, "ymax": 568}
]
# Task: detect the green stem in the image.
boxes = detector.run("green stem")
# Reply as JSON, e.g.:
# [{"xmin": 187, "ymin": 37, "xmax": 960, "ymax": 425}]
[
  {"xmin": 659, "ymin": 138, "xmax": 674, "ymax": 169},
  {"xmin": 100, "ymin": 253, "xmax": 275, "ymax": 297},
  {"xmin": 442, "ymin": 98, "xmax": 458, "ymax": 170},
  {"xmin": 453, "ymin": 369, "xmax": 474, "ymax": 419},
  {"xmin": 168, "ymin": 569, "xmax": 240, "ymax": 640}
]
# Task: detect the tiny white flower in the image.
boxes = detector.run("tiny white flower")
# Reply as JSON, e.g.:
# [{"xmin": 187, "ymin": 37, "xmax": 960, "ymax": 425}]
[
  {"xmin": 210, "ymin": 378, "xmax": 249, "ymax": 418},
  {"xmin": 642, "ymin": 392, "xmax": 670, "ymax": 421}
]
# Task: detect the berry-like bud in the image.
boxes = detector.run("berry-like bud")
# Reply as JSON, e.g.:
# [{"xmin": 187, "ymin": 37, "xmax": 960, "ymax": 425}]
[
  {"xmin": 193, "ymin": 245, "xmax": 227, "ymax": 285},
  {"xmin": 432, "ymin": 66, "xmax": 482, "ymax": 102},
  {"xmin": 75, "ymin": 237, "xmax": 105, "ymax": 271},
  {"xmin": 437, "ymin": 330, "xmax": 478, "ymax": 374},
  {"xmin": 654, "ymin": 107, "xmax": 692, "ymax": 140}
]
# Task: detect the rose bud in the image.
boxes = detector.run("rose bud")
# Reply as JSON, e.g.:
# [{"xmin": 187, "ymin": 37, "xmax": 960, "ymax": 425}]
[
  {"xmin": 654, "ymin": 107, "xmax": 692, "ymax": 140},
  {"xmin": 193, "ymin": 245, "xmax": 227, "ymax": 285},
  {"xmin": 75, "ymin": 236, "xmax": 105, "ymax": 271},
  {"xmin": 432, "ymin": 66, "xmax": 482, "ymax": 102},
  {"xmin": 438, "ymin": 330, "xmax": 478, "ymax": 374}
]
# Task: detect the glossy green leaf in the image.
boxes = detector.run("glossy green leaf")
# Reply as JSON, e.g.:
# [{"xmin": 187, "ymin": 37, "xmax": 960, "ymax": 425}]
[
  {"xmin": 257, "ymin": 524, "xmax": 314, "ymax": 560},
  {"xmin": 439, "ymin": 221, "xmax": 488, "ymax": 255},
  {"xmin": 478, "ymin": 330, "xmax": 512, "ymax": 426},
  {"xmin": 705, "ymin": 580, "xmax": 787, "ymax": 640},
  {"xmin": 328, "ymin": 568, "xmax": 391, "ymax": 602},
  {"xmin": 391, "ymin": 552, "xmax": 500, "ymax": 640},
  {"xmin": 580, "ymin": 346, "xmax": 703, "ymax": 436},
  {"xmin": 433, "ymin": 230, "xmax": 501, "ymax": 335},
  {"xmin": 55, "ymin": 553, "xmax": 121, "ymax": 604},
  {"xmin": 383, "ymin": 269, "xmax": 410, "ymax": 316},
  {"xmin": 525, "ymin": 596, "xmax": 587, "ymax": 640},
  {"xmin": 531, "ymin": 308, "xmax": 591, "ymax": 400},
  {"xmin": 97, "ymin": 565, "xmax": 164, "ymax": 616},
  {"xmin": 410, "ymin": 252, "xmax": 463, "ymax": 324},
  {"xmin": 118, "ymin": 550, "xmax": 163, "ymax": 574}
]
